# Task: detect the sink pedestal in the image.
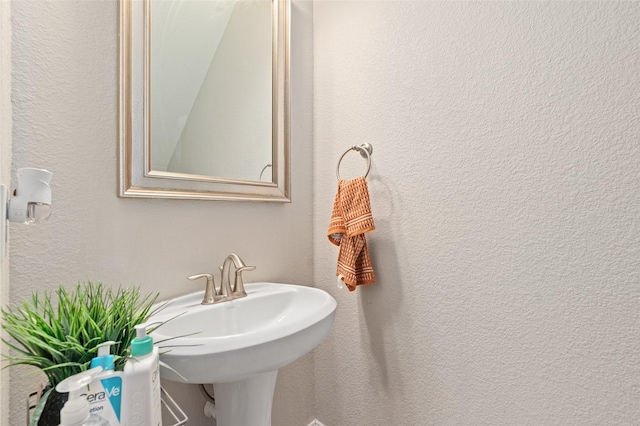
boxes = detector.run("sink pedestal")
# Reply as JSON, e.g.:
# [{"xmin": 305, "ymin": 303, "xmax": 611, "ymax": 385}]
[{"xmin": 213, "ymin": 370, "xmax": 278, "ymax": 426}]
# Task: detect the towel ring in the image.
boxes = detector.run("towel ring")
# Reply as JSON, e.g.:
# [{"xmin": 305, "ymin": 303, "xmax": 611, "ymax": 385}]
[{"xmin": 336, "ymin": 143, "xmax": 373, "ymax": 180}]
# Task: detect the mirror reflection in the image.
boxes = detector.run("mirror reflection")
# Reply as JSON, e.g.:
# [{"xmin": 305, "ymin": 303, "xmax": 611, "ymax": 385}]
[{"xmin": 151, "ymin": 0, "xmax": 274, "ymax": 182}]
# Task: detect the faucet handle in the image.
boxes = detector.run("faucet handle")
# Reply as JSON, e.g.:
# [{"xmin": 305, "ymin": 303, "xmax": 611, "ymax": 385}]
[
  {"xmin": 233, "ymin": 265, "xmax": 256, "ymax": 297},
  {"xmin": 187, "ymin": 273, "xmax": 219, "ymax": 305}
]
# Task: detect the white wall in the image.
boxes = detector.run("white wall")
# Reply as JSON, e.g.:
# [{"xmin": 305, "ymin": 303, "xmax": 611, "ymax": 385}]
[
  {"xmin": 6, "ymin": 1, "xmax": 640, "ymax": 425},
  {"xmin": 7, "ymin": 1, "xmax": 313, "ymax": 425},
  {"xmin": 313, "ymin": 1, "xmax": 640, "ymax": 425},
  {"xmin": 0, "ymin": 1, "xmax": 11, "ymax": 424}
]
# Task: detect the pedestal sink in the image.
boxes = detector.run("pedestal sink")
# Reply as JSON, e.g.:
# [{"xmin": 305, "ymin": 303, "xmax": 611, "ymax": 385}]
[{"xmin": 149, "ymin": 282, "xmax": 337, "ymax": 426}]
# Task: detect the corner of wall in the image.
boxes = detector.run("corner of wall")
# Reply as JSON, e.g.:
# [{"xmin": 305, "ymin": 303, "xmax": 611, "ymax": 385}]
[{"xmin": 0, "ymin": 0, "xmax": 11, "ymax": 424}]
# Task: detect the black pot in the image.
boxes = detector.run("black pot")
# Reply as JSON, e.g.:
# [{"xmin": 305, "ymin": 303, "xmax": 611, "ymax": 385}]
[{"xmin": 37, "ymin": 387, "xmax": 68, "ymax": 426}]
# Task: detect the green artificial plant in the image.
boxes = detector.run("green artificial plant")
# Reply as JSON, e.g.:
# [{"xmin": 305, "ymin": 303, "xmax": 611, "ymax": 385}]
[{"xmin": 1, "ymin": 281, "xmax": 160, "ymax": 387}]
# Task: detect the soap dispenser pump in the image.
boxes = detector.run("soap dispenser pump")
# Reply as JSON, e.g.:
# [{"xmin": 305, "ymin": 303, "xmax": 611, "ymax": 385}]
[
  {"xmin": 90, "ymin": 341, "xmax": 116, "ymax": 370},
  {"xmin": 56, "ymin": 367, "xmax": 108, "ymax": 426}
]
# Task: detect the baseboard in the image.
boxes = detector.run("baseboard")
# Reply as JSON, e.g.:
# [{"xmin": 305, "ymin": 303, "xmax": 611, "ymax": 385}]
[{"xmin": 306, "ymin": 420, "xmax": 327, "ymax": 426}]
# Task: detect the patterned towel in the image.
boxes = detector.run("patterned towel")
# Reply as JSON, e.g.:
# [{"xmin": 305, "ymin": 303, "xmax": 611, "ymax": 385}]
[{"xmin": 327, "ymin": 176, "xmax": 376, "ymax": 291}]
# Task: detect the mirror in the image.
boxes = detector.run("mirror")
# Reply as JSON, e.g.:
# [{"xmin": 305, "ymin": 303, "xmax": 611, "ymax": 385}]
[{"xmin": 119, "ymin": 0, "xmax": 290, "ymax": 202}]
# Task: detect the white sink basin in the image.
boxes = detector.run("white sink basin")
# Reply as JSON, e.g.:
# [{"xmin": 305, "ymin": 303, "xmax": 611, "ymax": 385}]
[{"xmin": 150, "ymin": 282, "xmax": 337, "ymax": 384}]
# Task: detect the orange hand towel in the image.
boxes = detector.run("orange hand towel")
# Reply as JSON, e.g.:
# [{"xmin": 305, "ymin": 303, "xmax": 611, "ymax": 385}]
[{"xmin": 327, "ymin": 176, "xmax": 376, "ymax": 291}]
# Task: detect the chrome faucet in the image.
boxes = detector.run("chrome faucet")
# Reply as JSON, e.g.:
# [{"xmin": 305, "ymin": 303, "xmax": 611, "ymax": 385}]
[{"xmin": 219, "ymin": 253, "xmax": 256, "ymax": 300}]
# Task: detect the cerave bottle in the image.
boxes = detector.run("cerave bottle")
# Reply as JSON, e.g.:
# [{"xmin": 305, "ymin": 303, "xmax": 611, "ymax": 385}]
[
  {"xmin": 57, "ymin": 367, "xmax": 109, "ymax": 426},
  {"xmin": 122, "ymin": 324, "xmax": 162, "ymax": 426}
]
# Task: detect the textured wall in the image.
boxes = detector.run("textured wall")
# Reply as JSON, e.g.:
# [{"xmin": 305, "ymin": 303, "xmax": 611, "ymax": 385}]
[
  {"xmin": 313, "ymin": 1, "xmax": 640, "ymax": 425},
  {"xmin": 7, "ymin": 1, "xmax": 640, "ymax": 425},
  {"xmin": 0, "ymin": 2, "xmax": 11, "ymax": 425},
  {"xmin": 7, "ymin": 1, "xmax": 313, "ymax": 425}
]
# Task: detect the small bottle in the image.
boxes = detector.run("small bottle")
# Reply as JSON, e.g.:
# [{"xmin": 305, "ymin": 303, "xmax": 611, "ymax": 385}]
[
  {"xmin": 122, "ymin": 323, "xmax": 162, "ymax": 426},
  {"xmin": 88, "ymin": 341, "xmax": 124, "ymax": 425},
  {"xmin": 56, "ymin": 367, "xmax": 109, "ymax": 426}
]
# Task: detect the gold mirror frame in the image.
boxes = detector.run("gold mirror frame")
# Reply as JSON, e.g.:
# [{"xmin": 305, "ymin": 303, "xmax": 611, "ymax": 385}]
[{"xmin": 118, "ymin": 0, "xmax": 290, "ymax": 202}]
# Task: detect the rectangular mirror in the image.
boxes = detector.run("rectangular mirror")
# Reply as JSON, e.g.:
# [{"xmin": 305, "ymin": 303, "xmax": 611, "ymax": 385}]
[{"xmin": 119, "ymin": 0, "xmax": 290, "ymax": 202}]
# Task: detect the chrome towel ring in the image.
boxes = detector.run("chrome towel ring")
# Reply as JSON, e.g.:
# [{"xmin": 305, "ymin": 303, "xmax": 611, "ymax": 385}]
[{"xmin": 336, "ymin": 143, "xmax": 373, "ymax": 180}]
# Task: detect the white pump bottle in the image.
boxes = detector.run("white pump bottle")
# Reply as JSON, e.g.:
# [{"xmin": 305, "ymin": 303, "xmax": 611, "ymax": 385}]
[
  {"xmin": 122, "ymin": 323, "xmax": 162, "ymax": 426},
  {"xmin": 56, "ymin": 367, "xmax": 109, "ymax": 426}
]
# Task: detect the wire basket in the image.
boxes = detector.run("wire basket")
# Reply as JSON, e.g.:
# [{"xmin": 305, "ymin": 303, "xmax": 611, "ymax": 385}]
[{"xmin": 27, "ymin": 384, "xmax": 188, "ymax": 426}]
